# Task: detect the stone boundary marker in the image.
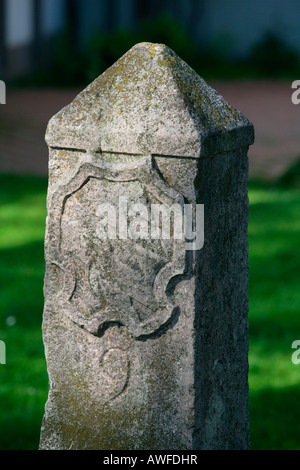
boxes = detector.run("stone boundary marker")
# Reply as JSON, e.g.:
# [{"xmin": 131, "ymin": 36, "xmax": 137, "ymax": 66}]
[{"xmin": 39, "ymin": 42, "xmax": 254, "ymax": 450}]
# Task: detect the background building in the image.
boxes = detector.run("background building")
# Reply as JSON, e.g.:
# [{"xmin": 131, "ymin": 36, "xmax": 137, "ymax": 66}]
[{"xmin": 0, "ymin": 0, "xmax": 300, "ymax": 80}]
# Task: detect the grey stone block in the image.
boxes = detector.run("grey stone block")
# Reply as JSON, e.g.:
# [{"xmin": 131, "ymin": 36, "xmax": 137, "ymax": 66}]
[{"xmin": 39, "ymin": 43, "xmax": 254, "ymax": 450}]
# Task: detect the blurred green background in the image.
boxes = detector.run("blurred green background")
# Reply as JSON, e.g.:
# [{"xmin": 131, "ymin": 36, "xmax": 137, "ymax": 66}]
[{"xmin": 1, "ymin": 0, "xmax": 300, "ymax": 450}]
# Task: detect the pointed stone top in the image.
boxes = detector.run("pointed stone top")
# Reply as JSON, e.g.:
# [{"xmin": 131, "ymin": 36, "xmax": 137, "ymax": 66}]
[{"xmin": 46, "ymin": 42, "xmax": 254, "ymax": 157}]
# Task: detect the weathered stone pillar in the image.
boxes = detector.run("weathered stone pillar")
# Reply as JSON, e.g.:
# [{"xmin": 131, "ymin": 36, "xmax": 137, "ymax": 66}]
[{"xmin": 39, "ymin": 43, "xmax": 254, "ymax": 450}]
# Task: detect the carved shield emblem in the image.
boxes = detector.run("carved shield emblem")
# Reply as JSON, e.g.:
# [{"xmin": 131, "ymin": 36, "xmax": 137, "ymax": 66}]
[{"xmin": 46, "ymin": 157, "xmax": 186, "ymax": 338}]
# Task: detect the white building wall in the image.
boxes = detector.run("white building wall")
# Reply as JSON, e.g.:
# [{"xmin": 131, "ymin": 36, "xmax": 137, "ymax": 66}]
[{"xmin": 6, "ymin": 0, "xmax": 33, "ymax": 48}]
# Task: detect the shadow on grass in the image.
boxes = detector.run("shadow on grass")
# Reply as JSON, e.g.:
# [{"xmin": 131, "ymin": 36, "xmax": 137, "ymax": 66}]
[
  {"xmin": 0, "ymin": 174, "xmax": 48, "ymax": 205},
  {"xmin": 250, "ymin": 385, "xmax": 300, "ymax": 450},
  {"xmin": 276, "ymin": 157, "xmax": 300, "ymax": 189},
  {"xmin": 0, "ymin": 402, "xmax": 46, "ymax": 450}
]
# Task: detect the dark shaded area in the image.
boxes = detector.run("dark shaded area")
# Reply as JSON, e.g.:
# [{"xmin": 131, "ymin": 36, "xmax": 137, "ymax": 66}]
[
  {"xmin": 276, "ymin": 157, "xmax": 300, "ymax": 188},
  {"xmin": 13, "ymin": 11, "xmax": 300, "ymax": 88},
  {"xmin": 66, "ymin": 0, "xmax": 80, "ymax": 52},
  {"xmin": 0, "ymin": 396, "xmax": 47, "ymax": 450},
  {"xmin": 249, "ymin": 31, "xmax": 300, "ymax": 76},
  {"xmin": 193, "ymin": 150, "xmax": 250, "ymax": 450},
  {"xmin": 250, "ymin": 386, "xmax": 300, "ymax": 450},
  {"xmin": 0, "ymin": 173, "xmax": 48, "ymax": 205},
  {"xmin": 32, "ymin": 0, "xmax": 43, "ymax": 68}
]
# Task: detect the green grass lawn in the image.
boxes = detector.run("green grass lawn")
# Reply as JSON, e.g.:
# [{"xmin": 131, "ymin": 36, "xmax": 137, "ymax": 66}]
[
  {"xmin": 248, "ymin": 182, "xmax": 300, "ymax": 449},
  {"xmin": 0, "ymin": 174, "xmax": 48, "ymax": 449},
  {"xmin": 0, "ymin": 173, "xmax": 299, "ymax": 450}
]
